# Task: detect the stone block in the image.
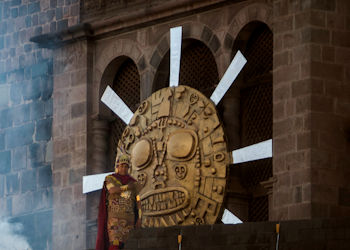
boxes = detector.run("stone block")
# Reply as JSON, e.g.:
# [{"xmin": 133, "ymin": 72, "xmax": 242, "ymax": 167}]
[
  {"xmin": 30, "ymin": 100, "xmax": 45, "ymax": 121},
  {"xmin": 275, "ymin": 16, "xmax": 293, "ymax": 33},
  {"xmin": 23, "ymin": 79, "xmax": 41, "ymax": 101},
  {"xmin": 25, "ymin": 16, "xmax": 31, "ymax": 27},
  {"xmin": 28, "ymin": 2, "xmax": 40, "ymax": 14},
  {"xmin": 45, "ymin": 99, "xmax": 53, "ymax": 117},
  {"xmin": 19, "ymin": 5, "xmax": 27, "ymax": 16},
  {"xmin": 0, "ymin": 151, "xmax": 11, "ymax": 174},
  {"xmin": 334, "ymin": 47, "xmax": 350, "ymax": 65},
  {"xmin": 0, "ymin": 108, "xmax": 12, "ymax": 129},
  {"xmin": 42, "ymin": 76, "xmax": 53, "ymax": 101},
  {"xmin": 274, "ymin": 64, "xmax": 300, "ymax": 85},
  {"xmin": 273, "ymin": 84, "xmax": 291, "ymax": 102},
  {"xmin": 71, "ymin": 102, "xmax": 86, "ymax": 118},
  {"xmin": 12, "ymin": 146, "xmax": 27, "ymax": 171},
  {"xmin": 302, "ymin": 27, "xmax": 330, "ymax": 44},
  {"xmin": 310, "ymin": 10, "xmax": 326, "ymax": 27},
  {"xmin": 32, "ymin": 62, "xmax": 48, "ymax": 78},
  {"xmin": 60, "ymin": 187, "xmax": 73, "ymax": 204},
  {"xmin": 0, "ymin": 132, "xmax": 4, "ymax": 150},
  {"xmin": 69, "ymin": 168, "xmax": 84, "ymax": 185},
  {"xmin": 0, "ymin": 85, "xmax": 9, "ymax": 108},
  {"xmin": 56, "ymin": 7, "xmax": 63, "ymax": 20},
  {"xmin": 310, "ymin": 61, "xmax": 343, "ymax": 81},
  {"xmin": 34, "ymin": 188, "xmax": 53, "ymax": 210},
  {"xmin": 332, "ymin": 31, "xmax": 350, "ymax": 48},
  {"xmin": 33, "ymin": 210, "xmax": 53, "ymax": 250},
  {"xmin": 12, "ymin": 192, "xmax": 34, "ymax": 216},
  {"xmin": 28, "ymin": 143, "xmax": 44, "ymax": 165},
  {"xmin": 6, "ymin": 123, "xmax": 34, "ymax": 149},
  {"xmin": 312, "ymin": 184, "xmax": 338, "ymax": 204},
  {"xmin": 11, "ymin": 8, "xmax": 18, "ymax": 18},
  {"xmin": 0, "ymin": 37, "xmax": 4, "ymax": 50},
  {"xmin": 6, "ymin": 173, "xmax": 19, "ymax": 195},
  {"xmin": 0, "ymin": 21, "xmax": 7, "ymax": 35},
  {"xmin": 201, "ymin": 26, "xmax": 212, "ymax": 43},
  {"xmin": 224, "ymin": 34, "xmax": 233, "ymax": 50},
  {"xmin": 137, "ymin": 56, "xmax": 146, "ymax": 72},
  {"xmin": 0, "ymin": 175, "xmax": 4, "ymax": 198},
  {"xmin": 21, "ymin": 169, "xmax": 37, "ymax": 192},
  {"xmin": 273, "ymin": 135, "xmax": 296, "ymax": 155},
  {"xmin": 11, "ymin": 104, "xmax": 30, "ymax": 126},
  {"xmin": 150, "ymin": 50, "xmax": 161, "ymax": 69},
  {"xmin": 209, "ymin": 34, "xmax": 220, "ymax": 53},
  {"xmin": 57, "ymin": 19, "xmax": 68, "ymax": 31},
  {"xmin": 35, "ymin": 118, "xmax": 52, "ymax": 141},
  {"xmin": 311, "ymin": 0, "xmax": 335, "ymax": 11},
  {"xmin": 38, "ymin": 165, "xmax": 52, "ymax": 188}
]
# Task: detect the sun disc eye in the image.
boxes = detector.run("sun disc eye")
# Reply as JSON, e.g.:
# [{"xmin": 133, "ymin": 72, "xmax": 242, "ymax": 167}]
[
  {"xmin": 168, "ymin": 131, "xmax": 195, "ymax": 159},
  {"xmin": 131, "ymin": 139, "xmax": 152, "ymax": 169}
]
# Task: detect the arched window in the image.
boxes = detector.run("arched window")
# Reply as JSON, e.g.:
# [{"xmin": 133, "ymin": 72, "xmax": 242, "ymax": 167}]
[
  {"xmin": 153, "ymin": 39, "xmax": 218, "ymax": 97},
  {"xmin": 109, "ymin": 58, "xmax": 140, "ymax": 169},
  {"xmin": 233, "ymin": 22, "xmax": 273, "ymax": 222}
]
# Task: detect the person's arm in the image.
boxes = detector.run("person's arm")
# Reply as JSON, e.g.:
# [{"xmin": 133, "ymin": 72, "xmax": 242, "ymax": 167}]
[{"xmin": 106, "ymin": 177, "xmax": 123, "ymax": 194}]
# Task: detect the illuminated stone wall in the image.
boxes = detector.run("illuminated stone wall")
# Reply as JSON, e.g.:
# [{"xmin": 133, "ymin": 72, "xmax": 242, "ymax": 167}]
[{"xmin": 0, "ymin": 0, "xmax": 78, "ymax": 249}]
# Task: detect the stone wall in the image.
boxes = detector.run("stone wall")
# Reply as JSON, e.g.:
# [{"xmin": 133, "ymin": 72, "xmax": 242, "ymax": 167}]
[
  {"xmin": 0, "ymin": 0, "xmax": 78, "ymax": 249},
  {"xmin": 272, "ymin": 0, "xmax": 350, "ymax": 220},
  {"xmin": 124, "ymin": 218, "xmax": 350, "ymax": 250}
]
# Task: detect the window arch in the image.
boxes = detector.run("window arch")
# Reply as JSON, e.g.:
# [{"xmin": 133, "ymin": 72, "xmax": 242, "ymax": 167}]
[
  {"xmin": 153, "ymin": 39, "xmax": 219, "ymax": 97},
  {"xmin": 232, "ymin": 21, "xmax": 273, "ymax": 222},
  {"xmin": 109, "ymin": 58, "xmax": 140, "ymax": 169}
]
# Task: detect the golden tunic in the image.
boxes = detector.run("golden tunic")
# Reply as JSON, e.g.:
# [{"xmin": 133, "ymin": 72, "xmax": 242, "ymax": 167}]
[{"xmin": 105, "ymin": 175, "xmax": 136, "ymax": 246}]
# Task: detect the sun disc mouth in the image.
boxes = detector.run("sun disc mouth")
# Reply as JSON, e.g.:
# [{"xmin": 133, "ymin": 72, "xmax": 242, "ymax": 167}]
[{"xmin": 140, "ymin": 187, "xmax": 189, "ymax": 216}]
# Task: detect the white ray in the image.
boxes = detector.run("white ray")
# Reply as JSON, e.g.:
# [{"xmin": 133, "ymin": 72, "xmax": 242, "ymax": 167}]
[
  {"xmin": 169, "ymin": 26, "xmax": 182, "ymax": 87},
  {"xmin": 101, "ymin": 86, "xmax": 134, "ymax": 124},
  {"xmin": 210, "ymin": 50, "xmax": 247, "ymax": 105},
  {"xmin": 83, "ymin": 172, "xmax": 113, "ymax": 194},
  {"xmin": 221, "ymin": 209, "xmax": 243, "ymax": 224},
  {"xmin": 232, "ymin": 139, "xmax": 272, "ymax": 164},
  {"xmin": 82, "ymin": 139, "xmax": 273, "ymax": 193}
]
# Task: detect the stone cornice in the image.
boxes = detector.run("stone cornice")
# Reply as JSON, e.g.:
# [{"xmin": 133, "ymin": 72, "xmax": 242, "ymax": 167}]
[{"xmin": 30, "ymin": 0, "xmax": 247, "ymax": 48}]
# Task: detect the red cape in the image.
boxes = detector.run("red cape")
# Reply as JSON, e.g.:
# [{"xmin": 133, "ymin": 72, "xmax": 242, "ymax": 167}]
[{"xmin": 95, "ymin": 173, "xmax": 136, "ymax": 250}]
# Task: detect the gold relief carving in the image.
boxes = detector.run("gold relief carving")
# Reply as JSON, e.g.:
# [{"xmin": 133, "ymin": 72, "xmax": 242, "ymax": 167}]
[
  {"xmin": 167, "ymin": 129, "xmax": 197, "ymax": 160},
  {"xmin": 121, "ymin": 127, "xmax": 135, "ymax": 150},
  {"xmin": 120, "ymin": 86, "xmax": 230, "ymax": 227},
  {"xmin": 138, "ymin": 100, "xmax": 149, "ymax": 114},
  {"xmin": 131, "ymin": 139, "xmax": 152, "ymax": 169},
  {"xmin": 174, "ymin": 165, "xmax": 187, "ymax": 180},
  {"xmin": 137, "ymin": 173, "xmax": 147, "ymax": 186},
  {"xmin": 189, "ymin": 93, "xmax": 199, "ymax": 105}
]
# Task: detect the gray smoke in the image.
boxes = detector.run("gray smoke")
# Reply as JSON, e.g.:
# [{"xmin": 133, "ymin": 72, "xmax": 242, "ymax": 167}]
[{"xmin": 0, "ymin": 217, "xmax": 32, "ymax": 250}]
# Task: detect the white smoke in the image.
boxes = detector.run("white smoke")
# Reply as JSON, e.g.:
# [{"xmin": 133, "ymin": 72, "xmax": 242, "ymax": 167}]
[{"xmin": 0, "ymin": 217, "xmax": 32, "ymax": 250}]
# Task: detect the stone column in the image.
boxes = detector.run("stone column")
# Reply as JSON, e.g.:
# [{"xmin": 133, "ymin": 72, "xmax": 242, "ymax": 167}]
[
  {"xmin": 52, "ymin": 40, "xmax": 90, "ymax": 250},
  {"xmin": 90, "ymin": 119, "xmax": 110, "ymax": 174},
  {"xmin": 272, "ymin": 0, "xmax": 350, "ymax": 220}
]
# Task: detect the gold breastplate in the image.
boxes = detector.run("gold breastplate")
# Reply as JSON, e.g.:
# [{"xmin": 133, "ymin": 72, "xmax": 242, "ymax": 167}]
[{"xmin": 107, "ymin": 191, "xmax": 134, "ymax": 218}]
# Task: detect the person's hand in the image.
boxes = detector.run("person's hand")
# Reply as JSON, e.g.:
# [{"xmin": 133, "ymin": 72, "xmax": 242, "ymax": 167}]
[{"xmin": 109, "ymin": 186, "xmax": 122, "ymax": 194}]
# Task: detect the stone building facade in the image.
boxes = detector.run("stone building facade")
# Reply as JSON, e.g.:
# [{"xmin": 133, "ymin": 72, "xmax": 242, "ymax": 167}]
[{"xmin": 0, "ymin": 0, "xmax": 349, "ymax": 250}]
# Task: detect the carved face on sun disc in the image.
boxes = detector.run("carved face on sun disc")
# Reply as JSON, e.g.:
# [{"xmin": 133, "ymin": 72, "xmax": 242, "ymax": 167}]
[{"xmin": 118, "ymin": 86, "xmax": 231, "ymax": 227}]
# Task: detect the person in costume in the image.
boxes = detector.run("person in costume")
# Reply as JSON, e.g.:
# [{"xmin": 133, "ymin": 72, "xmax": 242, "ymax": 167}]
[{"xmin": 96, "ymin": 154, "xmax": 142, "ymax": 250}]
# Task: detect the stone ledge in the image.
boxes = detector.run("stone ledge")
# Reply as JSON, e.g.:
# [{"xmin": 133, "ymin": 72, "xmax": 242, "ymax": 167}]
[{"xmin": 122, "ymin": 218, "xmax": 350, "ymax": 250}]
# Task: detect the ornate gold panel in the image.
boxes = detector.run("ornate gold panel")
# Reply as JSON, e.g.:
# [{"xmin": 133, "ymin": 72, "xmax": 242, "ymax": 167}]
[{"xmin": 118, "ymin": 86, "xmax": 231, "ymax": 227}]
